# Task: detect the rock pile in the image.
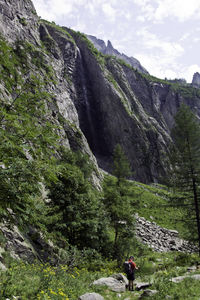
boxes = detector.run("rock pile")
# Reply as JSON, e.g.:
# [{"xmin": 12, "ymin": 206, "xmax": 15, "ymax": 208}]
[{"xmin": 135, "ymin": 215, "xmax": 198, "ymax": 253}]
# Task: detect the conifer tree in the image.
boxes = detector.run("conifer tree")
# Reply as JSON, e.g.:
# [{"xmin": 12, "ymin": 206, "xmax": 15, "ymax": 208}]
[
  {"xmin": 103, "ymin": 144, "xmax": 134, "ymax": 263},
  {"xmin": 169, "ymin": 104, "xmax": 200, "ymax": 255},
  {"xmin": 112, "ymin": 144, "xmax": 131, "ymax": 185}
]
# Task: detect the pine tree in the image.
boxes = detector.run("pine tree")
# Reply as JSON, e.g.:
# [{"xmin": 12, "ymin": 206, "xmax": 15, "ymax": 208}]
[
  {"xmin": 169, "ymin": 104, "xmax": 200, "ymax": 255},
  {"xmin": 103, "ymin": 144, "xmax": 135, "ymax": 263},
  {"xmin": 112, "ymin": 144, "xmax": 131, "ymax": 185}
]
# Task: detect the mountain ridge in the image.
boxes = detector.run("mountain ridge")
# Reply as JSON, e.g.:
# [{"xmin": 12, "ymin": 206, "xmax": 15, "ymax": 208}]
[{"xmin": 87, "ymin": 34, "xmax": 149, "ymax": 75}]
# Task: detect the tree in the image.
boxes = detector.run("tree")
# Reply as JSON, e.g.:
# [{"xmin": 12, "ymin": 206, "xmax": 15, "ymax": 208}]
[
  {"xmin": 112, "ymin": 144, "xmax": 131, "ymax": 185},
  {"xmin": 47, "ymin": 151, "xmax": 109, "ymax": 251},
  {"xmin": 169, "ymin": 104, "xmax": 200, "ymax": 255},
  {"xmin": 103, "ymin": 144, "xmax": 135, "ymax": 263}
]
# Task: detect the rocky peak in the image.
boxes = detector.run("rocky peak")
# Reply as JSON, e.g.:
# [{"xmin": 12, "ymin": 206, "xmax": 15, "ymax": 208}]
[
  {"xmin": 87, "ymin": 34, "xmax": 149, "ymax": 74},
  {"xmin": 192, "ymin": 72, "xmax": 200, "ymax": 88}
]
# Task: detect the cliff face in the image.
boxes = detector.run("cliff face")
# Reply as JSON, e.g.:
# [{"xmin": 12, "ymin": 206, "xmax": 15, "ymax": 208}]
[
  {"xmin": 1, "ymin": 0, "xmax": 200, "ymax": 183},
  {"xmin": 192, "ymin": 72, "xmax": 200, "ymax": 88}
]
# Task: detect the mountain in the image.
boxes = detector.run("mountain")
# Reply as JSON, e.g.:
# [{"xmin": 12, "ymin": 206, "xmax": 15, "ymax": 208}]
[
  {"xmin": 87, "ymin": 34, "xmax": 149, "ymax": 74},
  {"xmin": 1, "ymin": 0, "xmax": 200, "ymax": 186}
]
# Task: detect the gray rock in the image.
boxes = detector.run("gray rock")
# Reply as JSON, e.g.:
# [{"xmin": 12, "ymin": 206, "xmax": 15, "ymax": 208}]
[
  {"xmin": 171, "ymin": 274, "xmax": 200, "ymax": 283},
  {"xmin": 135, "ymin": 214, "xmax": 198, "ymax": 253},
  {"xmin": 111, "ymin": 273, "xmax": 128, "ymax": 285},
  {"xmin": 79, "ymin": 293, "xmax": 104, "ymax": 300},
  {"xmin": 187, "ymin": 266, "xmax": 197, "ymax": 272},
  {"xmin": 136, "ymin": 282, "xmax": 151, "ymax": 291},
  {"xmin": 139, "ymin": 289, "xmax": 158, "ymax": 298},
  {"xmin": 92, "ymin": 277, "xmax": 126, "ymax": 292},
  {"xmin": 0, "ymin": 261, "xmax": 7, "ymax": 271}
]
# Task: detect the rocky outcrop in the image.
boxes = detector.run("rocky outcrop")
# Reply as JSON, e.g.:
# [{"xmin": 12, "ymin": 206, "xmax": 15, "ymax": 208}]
[
  {"xmin": 0, "ymin": 0, "xmax": 39, "ymax": 44},
  {"xmin": 0, "ymin": 223, "xmax": 61, "ymax": 265},
  {"xmin": 87, "ymin": 34, "xmax": 149, "ymax": 74},
  {"xmin": 135, "ymin": 215, "xmax": 198, "ymax": 253},
  {"xmin": 192, "ymin": 72, "xmax": 200, "ymax": 88}
]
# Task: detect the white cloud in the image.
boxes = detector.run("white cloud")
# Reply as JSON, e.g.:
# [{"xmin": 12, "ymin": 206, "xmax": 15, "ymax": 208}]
[
  {"xmin": 137, "ymin": 28, "xmax": 184, "ymax": 58},
  {"xmin": 154, "ymin": 0, "xmax": 200, "ymax": 22},
  {"xmin": 134, "ymin": 0, "xmax": 200, "ymax": 23},
  {"xmin": 33, "ymin": 0, "xmax": 74, "ymax": 21},
  {"xmin": 186, "ymin": 64, "xmax": 200, "ymax": 82},
  {"xmin": 102, "ymin": 3, "xmax": 117, "ymax": 22}
]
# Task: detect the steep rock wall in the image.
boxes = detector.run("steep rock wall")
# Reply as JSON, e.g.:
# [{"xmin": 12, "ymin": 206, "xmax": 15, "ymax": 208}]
[{"xmin": 1, "ymin": 0, "xmax": 200, "ymax": 183}]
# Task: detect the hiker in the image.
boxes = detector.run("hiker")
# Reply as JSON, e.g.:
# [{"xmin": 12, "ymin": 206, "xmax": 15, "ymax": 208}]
[{"xmin": 125, "ymin": 256, "xmax": 138, "ymax": 291}]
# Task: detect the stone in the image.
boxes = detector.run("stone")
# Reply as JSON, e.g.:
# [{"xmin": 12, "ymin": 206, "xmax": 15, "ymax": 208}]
[
  {"xmin": 171, "ymin": 274, "xmax": 200, "ymax": 283},
  {"xmin": 135, "ymin": 214, "xmax": 198, "ymax": 253},
  {"xmin": 79, "ymin": 293, "xmax": 104, "ymax": 300},
  {"xmin": 111, "ymin": 273, "xmax": 128, "ymax": 285},
  {"xmin": 187, "ymin": 266, "xmax": 197, "ymax": 272},
  {"xmin": 0, "ymin": 261, "xmax": 7, "ymax": 271},
  {"xmin": 139, "ymin": 289, "xmax": 158, "ymax": 298},
  {"xmin": 92, "ymin": 277, "xmax": 126, "ymax": 292},
  {"xmin": 135, "ymin": 282, "xmax": 151, "ymax": 291}
]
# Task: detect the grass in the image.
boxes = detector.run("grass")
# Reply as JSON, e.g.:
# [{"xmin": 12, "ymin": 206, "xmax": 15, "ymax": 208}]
[
  {"xmin": 125, "ymin": 180, "xmax": 189, "ymax": 238},
  {"xmin": 0, "ymin": 251, "xmax": 199, "ymax": 299}
]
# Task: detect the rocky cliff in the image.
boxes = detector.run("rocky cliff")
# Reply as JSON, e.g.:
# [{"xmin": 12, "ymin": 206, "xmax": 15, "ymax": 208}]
[
  {"xmin": 1, "ymin": 0, "xmax": 200, "ymax": 184},
  {"xmin": 192, "ymin": 72, "xmax": 200, "ymax": 88}
]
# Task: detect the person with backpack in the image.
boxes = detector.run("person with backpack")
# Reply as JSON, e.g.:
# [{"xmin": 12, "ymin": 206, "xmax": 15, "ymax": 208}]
[{"xmin": 124, "ymin": 256, "xmax": 138, "ymax": 291}]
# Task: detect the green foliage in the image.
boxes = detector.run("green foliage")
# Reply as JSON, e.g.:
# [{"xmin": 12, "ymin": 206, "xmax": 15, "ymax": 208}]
[
  {"xmin": 1, "ymin": 252, "xmax": 200, "ymax": 300},
  {"xmin": 18, "ymin": 17, "xmax": 27, "ymax": 26},
  {"xmin": 112, "ymin": 144, "xmax": 131, "ymax": 184},
  {"xmin": 103, "ymin": 146, "xmax": 135, "ymax": 263},
  {"xmin": 168, "ymin": 104, "xmax": 200, "ymax": 247},
  {"xmin": 47, "ymin": 150, "xmax": 109, "ymax": 251}
]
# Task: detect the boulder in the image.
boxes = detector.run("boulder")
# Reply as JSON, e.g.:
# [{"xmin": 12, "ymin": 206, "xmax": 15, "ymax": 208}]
[
  {"xmin": 139, "ymin": 289, "xmax": 158, "ymax": 298},
  {"xmin": 92, "ymin": 277, "xmax": 126, "ymax": 292},
  {"xmin": 135, "ymin": 282, "xmax": 151, "ymax": 291},
  {"xmin": 111, "ymin": 273, "xmax": 128, "ymax": 285},
  {"xmin": 79, "ymin": 293, "xmax": 104, "ymax": 300}
]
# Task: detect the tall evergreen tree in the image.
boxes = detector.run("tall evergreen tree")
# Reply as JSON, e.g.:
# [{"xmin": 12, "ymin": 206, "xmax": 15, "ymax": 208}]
[
  {"xmin": 103, "ymin": 144, "xmax": 135, "ymax": 263},
  {"xmin": 169, "ymin": 104, "xmax": 200, "ymax": 255},
  {"xmin": 112, "ymin": 144, "xmax": 131, "ymax": 185}
]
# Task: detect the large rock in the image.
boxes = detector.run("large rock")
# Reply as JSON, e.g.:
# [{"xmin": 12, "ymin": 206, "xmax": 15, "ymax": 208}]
[
  {"xmin": 92, "ymin": 277, "xmax": 126, "ymax": 292},
  {"xmin": 111, "ymin": 273, "xmax": 128, "ymax": 285},
  {"xmin": 79, "ymin": 293, "xmax": 104, "ymax": 300},
  {"xmin": 135, "ymin": 282, "xmax": 151, "ymax": 291}
]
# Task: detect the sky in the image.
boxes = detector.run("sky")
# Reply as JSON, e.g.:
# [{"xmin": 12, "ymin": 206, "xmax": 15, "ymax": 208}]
[{"xmin": 32, "ymin": 0, "xmax": 200, "ymax": 83}]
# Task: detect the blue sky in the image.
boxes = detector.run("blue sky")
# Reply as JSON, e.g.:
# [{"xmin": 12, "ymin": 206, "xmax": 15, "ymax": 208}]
[{"xmin": 32, "ymin": 0, "xmax": 200, "ymax": 83}]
